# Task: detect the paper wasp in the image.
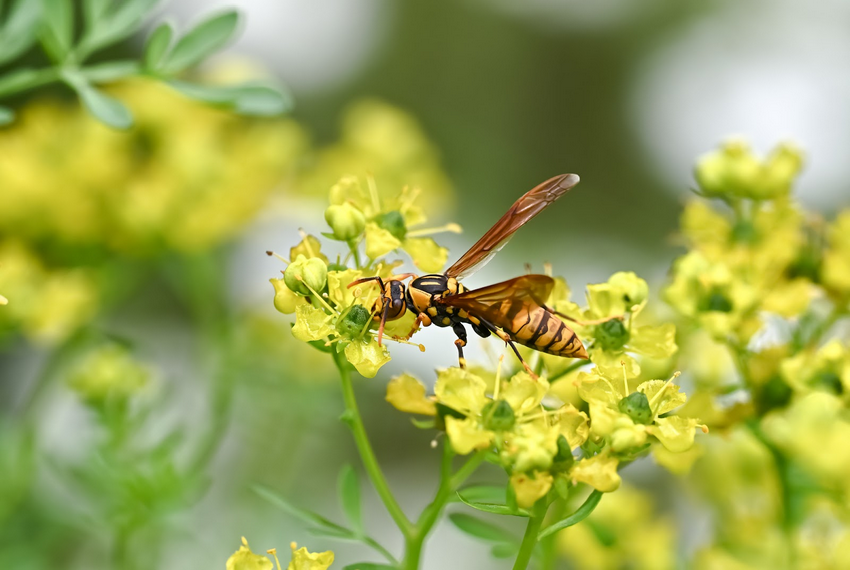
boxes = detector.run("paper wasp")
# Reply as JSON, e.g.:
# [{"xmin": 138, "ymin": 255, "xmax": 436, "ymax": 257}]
[{"xmin": 350, "ymin": 173, "xmax": 601, "ymax": 374}]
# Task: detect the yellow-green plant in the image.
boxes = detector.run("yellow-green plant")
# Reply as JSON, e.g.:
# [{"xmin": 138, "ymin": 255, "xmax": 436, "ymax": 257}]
[
  {"xmin": 0, "ymin": 0, "xmax": 290, "ymax": 128},
  {"xmin": 263, "ymin": 176, "xmax": 702, "ymax": 570}
]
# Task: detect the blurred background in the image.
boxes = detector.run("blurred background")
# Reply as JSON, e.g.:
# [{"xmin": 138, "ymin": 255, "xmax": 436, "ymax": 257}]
[{"xmin": 1, "ymin": 1, "xmax": 849, "ymax": 568}]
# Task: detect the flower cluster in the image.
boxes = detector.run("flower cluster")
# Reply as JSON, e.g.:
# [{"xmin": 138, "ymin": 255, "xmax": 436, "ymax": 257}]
[
  {"xmin": 384, "ymin": 271, "xmax": 699, "ymax": 507},
  {"xmin": 663, "ymin": 140, "xmax": 850, "ymax": 567},
  {"xmin": 270, "ymin": 176, "xmax": 459, "ymax": 377},
  {"xmin": 226, "ymin": 537, "xmax": 334, "ymax": 570}
]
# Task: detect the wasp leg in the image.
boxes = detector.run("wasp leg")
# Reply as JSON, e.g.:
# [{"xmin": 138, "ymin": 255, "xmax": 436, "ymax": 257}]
[
  {"xmin": 471, "ymin": 321, "xmax": 491, "ymax": 339},
  {"xmin": 398, "ymin": 312, "xmax": 431, "ymax": 341},
  {"xmin": 476, "ymin": 317, "xmax": 538, "ymax": 380},
  {"xmin": 452, "ymin": 322, "xmax": 468, "ymax": 369},
  {"xmin": 545, "ymin": 305, "xmax": 624, "ymax": 327}
]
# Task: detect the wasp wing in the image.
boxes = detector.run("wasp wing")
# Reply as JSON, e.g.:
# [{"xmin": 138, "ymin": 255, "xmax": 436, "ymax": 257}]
[
  {"xmin": 438, "ymin": 274, "xmax": 555, "ymax": 329},
  {"xmin": 444, "ymin": 174, "xmax": 579, "ymax": 280}
]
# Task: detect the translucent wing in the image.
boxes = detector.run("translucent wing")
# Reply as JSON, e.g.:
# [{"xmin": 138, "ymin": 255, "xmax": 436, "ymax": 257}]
[
  {"xmin": 444, "ymin": 173, "xmax": 579, "ymax": 279},
  {"xmin": 438, "ymin": 274, "xmax": 555, "ymax": 329}
]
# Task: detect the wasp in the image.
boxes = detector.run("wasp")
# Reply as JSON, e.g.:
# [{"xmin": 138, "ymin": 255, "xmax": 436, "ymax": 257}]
[{"xmin": 350, "ymin": 173, "xmax": 607, "ymax": 374}]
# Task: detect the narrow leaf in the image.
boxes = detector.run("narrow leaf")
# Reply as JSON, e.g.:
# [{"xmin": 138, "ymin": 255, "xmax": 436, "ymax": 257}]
[
  {"xmin": 338, "ymin": 465, "xmax": 363, "ymax": 534},
  {"xmin": 253, "ymin": 484, "xmax": 351, "ymax": 534},
  {"xmin": 0, "ymin": 106, "xmax": 14, "ymax": 126},
  {"xmin": 81, "ymin": 60, "xmax": 140, "ymax": 83},
  {"xmin": 491, "ymin": 543, "xmax": 519, "ymax": 559},
  {"xmin": 82, "ymin": 0, "xmax": 110, "ymax": 30},
  {"xmin": 161, "ymin": 10, "xmax": 239, "ymax": 73},
  {"xmin": 168, "ymin": 80, "xmax": 292, "ymax": 116},
  {"xmin": 342, "ymin": 564, "xmax": 397, "ymax": 570},
  {"xmin": 307, "ymin": 527, "xmax": 358, "ymax": 540},
  {"xmin": 448, "ymin": 513, "xmax": 518, "ymax": 545},
  {"xmin": 62, "ymin": 70, "xmax": 133, "ymax": 129},
  {"xmin": 78, "ymin": 0, "xmax": 158, "ymax": 56},
  {"xmin": 454, "ymin": 485, "xmax": 508, "ymax": 504},
  {"xmin": 0, "ymin": 0, "xmax": 41, "ymax": 65},
  {"xmin": 537, "ymin": 489, "xmax": 603, "ymax": 541},
  {"xmin": 143, "ymin": 21, "xmax": 174, "ymax": 71},
  {"xmin": 40, "ymin": 0, "xmax": 73, "ymax": 55},
  {"xmin": 457, "ymin": 493, "xmax": 530, "ymax": 517},
  {"xmin": 0, "ymin": 68, "xmax": 45, "ymax": 98}
]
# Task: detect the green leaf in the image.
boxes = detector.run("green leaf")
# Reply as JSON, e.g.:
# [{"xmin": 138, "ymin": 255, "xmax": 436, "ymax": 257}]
[
  {"xmin": 448, "ymin": 513, "xmax": 518, "ymax": 545},
  {"xmin": 410, "ymin": 417, "xmax": 436, "ymax": 430},
  {"xmin": 253, "ymin": 484, "xmax": 351, "ymax": 534},
  {"xmin": 537, "ymin": 489, "xmax": 603, "ymax": 541},
  {"xmin": 454, "ymin": 485, "xmax": 507, "ymax": 504},
  {"xmin": 65, "ymin": 73, "xmax": 133, "ymax": 129},
  {"xmin": 40, "ymin": 0, "xmax": 73, "ymax": 56},
  {"xmin": 307, "ymin": 527, "xmax": 358, "ymax": 540},
  {"xmin": 168, "ymin": 80, "xmax": 292, "ymax": 116},
  {"xmin": 0, "ymin": 106, "xmax": 14, "ymax": 126},
  {"xmin": 0, "ymin": 0, "xmax": 42, "ymax": 65},
  {"xmin": 82, "ymin": 0, "xmax": 110, "ymax": 29},
  {"xmin": 491, "ymin": 543, "xmax": 519, "ymax": 559},
  {"xmin": 342, "ymin": 564, "xmax": 397, "ymax": 570},
  {"xmin": 457, "ymin": 491, "xmax": 530, "ymax": 517},
  {"xmin": 78, "ymin": 0, "xmax": 158, "ymax": 57},
  {"xmin": 338, "ymin": 465, "xmax": 363, "ymax": 534},
  {"xmin": 160, "ymin": 10, "xmax": 239, "ymax": 74},
  {"xmin": 0, "ymin": 68, "xmax": 46, "ymax": 98},
  {"xmin": 81, "ymin": 60, "xmax": 140, "ymax": 83},
  {"xmin": 143, "ymin": 21, "xmax": 174, "ymax": 71}
]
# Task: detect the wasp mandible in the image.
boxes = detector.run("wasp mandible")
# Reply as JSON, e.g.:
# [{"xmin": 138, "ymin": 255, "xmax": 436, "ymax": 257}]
[{"xmin": 350, "ymin": 173, "xmax": 607, "ymax": 374}]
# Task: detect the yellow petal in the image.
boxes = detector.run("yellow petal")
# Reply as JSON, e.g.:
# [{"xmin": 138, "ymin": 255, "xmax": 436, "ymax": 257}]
[
  {"xmin": 288, "ymin": 544, "xmax": 335, "ymax": 570},
  {"xmin": 291, "ymin": 304, "xmax": 333, "ymax": 342},
  {"xmin": 365, "ymin": 222, "xmax": 401, "ymax": 260},
  {"xmin": 289, "ymin": 234, "xmax": 329, "ymax": 264},
  {"xmin": 434, "ymin": 367, "xmax": 488, "ymax": 415},
  {"xmin": 510, "ymin": 471, "xmax": 553, "ymax": 509},
  {"xmin": 570, "ymin": 453, "xmax": 621, "ymax": 492},
  {"xmin": 445, "ymin": 416, "xmax": 494, "ymax": 455},
  {"xmin": 646, "ymin": 416, "xmax": 698, "ymax": 453},
  {"xmin": 344, "ymin": 337, "xmax": 391, "ymax": 378},
  {"xmin": 402, "ymin": 237, "xmax": 448, "ymax": 273},
  {"xmin": 386, "ymin": 373, "xmax": 436, "ymax": 416},
  {"xmin": 226, "ymin": 537, "xmax": 274, "ymax": 570},
  {"xmin": 501, "ymin": 372, "xmax": 549, "ymax": 415},
  {"xmin": 637, "ymin": 379, "xmax": 687, "ymax": 416},
  {"xmin": 557, "ymin": 405, "xmax": 589, "ymax": 449}
]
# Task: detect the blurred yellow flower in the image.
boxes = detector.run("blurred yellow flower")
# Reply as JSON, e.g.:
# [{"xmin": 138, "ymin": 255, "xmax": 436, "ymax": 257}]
[{"xmin": 67, "ymin": 345, "xmax": 149, "ymax": 406}]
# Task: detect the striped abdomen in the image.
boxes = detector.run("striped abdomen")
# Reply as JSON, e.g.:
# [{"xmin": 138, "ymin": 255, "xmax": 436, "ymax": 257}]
[{"xmin": 503, "ymin": 300, "xmax": 588, "ymax": 359}]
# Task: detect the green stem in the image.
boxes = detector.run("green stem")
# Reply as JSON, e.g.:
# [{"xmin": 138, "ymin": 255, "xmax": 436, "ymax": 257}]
[
  {"xmin": 332, "ymin": 351, "xmax": 413, "ymax": 537},
  {"xmin": 548, "ymin": 360, "xmax": 588, "ymax": 384},
  {"xmin": 513, "ymin": 501, "xmax": 548, "ymax": 570},
  {"xmin": 538, "ymin": 498, "xmax": 565, "ymax": 570}
]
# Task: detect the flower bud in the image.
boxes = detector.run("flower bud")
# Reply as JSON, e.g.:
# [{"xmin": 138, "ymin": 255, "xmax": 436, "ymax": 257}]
[
  {"xmin": 758, "ymin": 142, "xmax": 804, "ymax": 199},
  {"xmin": 284, "ymin": 254, "xmax": 327, "ymax": 296},
  {"xmin": 595, "ymin": 318, "xmax": 630, "ymax": 352},
  {"xmin": 325, "ymin": 203, "xmax": 366, "ymax": 241},
  {"xmin": 373, "ymin": 210, "xmax": 407, "ymax": 240},
  {"xmin": 482, "ymin": 399, "xmax": 516, "ymax": 431},
  {"xmin": 270, "ymin": 277, "xmax": 301, "ymax": 314},
  {"xmin": 336, "ymin": 304, "xmax": 372, "ymax": 338},
  {"xmin": 695, "ymin": 140, "xmax": 760, "ymax": 198},
  {"xmin": 617, "ymin": 391, "xmax": 653, "ymax": 425}
]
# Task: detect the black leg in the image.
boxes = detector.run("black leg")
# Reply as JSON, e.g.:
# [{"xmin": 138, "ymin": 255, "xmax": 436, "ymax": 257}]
[
  {"xmin": 452, "ymin": 322, "xmax": 468, "ymax": 368},
  {"xmin": 476, "ymin": 316, "xmax": 536, "ymax": 378}
]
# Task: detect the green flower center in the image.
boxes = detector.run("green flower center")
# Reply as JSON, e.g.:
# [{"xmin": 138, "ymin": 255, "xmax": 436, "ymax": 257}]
[
  {"xmin": 595, "ymin": 319, "xmax": 630, "ymax": 352},
  {"xmin": 374, "ymin": 210, "xmax": 407, "ymax": 240},
  {"xmin": 481, "ymin": 399, "xmax": 516, "ymax": 431},
  {"xmin": 814, "ymin": 371, "xmax": 843, "ymax": 395},
  {"xmin": 731, "ymin": 219, "xmax": 758, "ymax": 244},
  {"xmin": 336, "ymin": 304, "xmax": 371, "ymax": 338},
  {"xmin": 617, "ymin": 391, "xmax": 653, "ymax": 425},
  {"xmin": 699, "ymin": 290, "xmax": 734, "ymax": 313}
]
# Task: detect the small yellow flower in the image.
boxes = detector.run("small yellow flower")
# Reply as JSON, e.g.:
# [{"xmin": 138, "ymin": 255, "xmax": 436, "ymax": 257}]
[
  {"xmin": 694, "ymin": 139, "xmax": 803, "ymax": 200},
  {"xmin": 287, "ymin": 541, "xmax": 334, "ymax": 570},
  {"xmin": 385, "ymin": 373, "xmax": 437, "ymax": 415},
  {"xmin": 570, "ymin": 451, "xmax": 621, "ymax": 492},
  {"xmin": 67, "ymin": 345, "xmax": 149, "ymax": 406},
  {"xmin": 780, "ymin": 339, "xmax": 850, "ymax": 397},
  {"xmin": 344, "ymin": 337, "xmax": 391, "ymax": 378},
  {"xmin": 226, "ymin": 537, "xmax": 273, "ymax": 570},
  {"xmin": 510, "ymin": 471, "xmax": 554, "ymax": 508}
]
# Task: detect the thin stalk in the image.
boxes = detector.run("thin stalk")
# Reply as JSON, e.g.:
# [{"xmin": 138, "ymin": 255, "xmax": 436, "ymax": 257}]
[
  {"xmin": 332, "ymin": 351, "xmax": 413, "ymax": 537},
  {"xmin": 513, "ymin": 501, "xmax": 548, "ymax": 570},
  {"xmin": 548, "ymin": 360, "xmax": 587, "ymax": 384}
]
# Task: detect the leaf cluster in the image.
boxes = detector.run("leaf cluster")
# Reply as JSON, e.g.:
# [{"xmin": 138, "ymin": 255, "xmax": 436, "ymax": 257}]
[{"xmin": 0, "ymin": 0, "xmax": 291, "ymax": 128}]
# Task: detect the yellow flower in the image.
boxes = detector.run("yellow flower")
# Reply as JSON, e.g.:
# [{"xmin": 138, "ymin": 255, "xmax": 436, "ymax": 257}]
[
  {"xmin": 385, "ymin": 373, "xmax": 437, "ymax": 415},
  {"xmin": 780, "ymin": 339, "xmax": 850, "ymax": 397},
  {"xmin": 694, "ymin": 139, "xmax": 803, "ymax": 200},
  {"xmin": 344, "ymin": 337, "xmax": 391, "ymax": 378},
  {"xmin": 67, "ymin": 345, "xmax": 149, "ymax": 406},
  {"xmin": 287, "ymin": 542, "xmax": 334, "ymax": 570},
  {"xmin": 226, "ymin": 537, "xmax": 273, "ymax": 570},
  {"xmin": 510, "ymin": 471, "xmax": 554, "ymax": 508},
  {"xmin": 822, "ymin": 210, "xmax": 850, "ymax": 297},
  {"xmin": 569, "ymin": 451, "xmax": 621, "ymax": 492}
]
